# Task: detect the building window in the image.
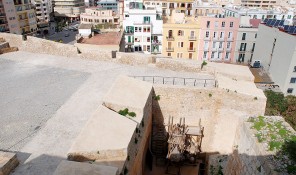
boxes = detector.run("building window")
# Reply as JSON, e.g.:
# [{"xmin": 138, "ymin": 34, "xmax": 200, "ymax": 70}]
[
  {"xmin": 147, "ymin": 37, "xmax": 150, "ymax": 42},
  {"xmin": 189, "ymin": 53, "xmax": 193, "ymax": 59},
  {"xmin": 211, "ymin": 52, "xmax": 215, "ymax": 58},
  {"xmin": 203, "ymin": 52, "xmax": 207, "ymax": 58},
  {"xmin": 227, "ymin": 42, "xmax": 231, "ymax": 48},
  {"xmin": 177, "ymin": 53, "xmax": 183, "ymax": 58},
  {"xmin": 230, "ymin": 22, "xmax": 233, "ymax": 27},
  {"xmin": 147, "ymin": 45, "xmax": 150, "ymax": 52},
  {"xmin": 213, "ymin": 42, "xmax": 216, "ymax": 48},
  {"xmin": 178, "ymin": 30, "xmax": 184, "ymax": 36},
  {"xmin": 225, "ymin": 52, "xmax": 229, "ymax": 59},
  {"xmin": 178, "ymin": 42, "xmax": 184, "ymax": 47},
  {"xmin": 220, "ymin": 32, "xmax": 224, "ymax": 38},
  {"xmin": 168, "ymin": 53, "xmax": 171, "ymax": 56},
  {"xmin": 213, "ymin": 32, "xmax": 217, "ymax": 38},
  {"xmin": 293, "ymin": 66, "xmax": 296, "ymax": 72},
  {"xmin": 290, "ymin": 78, "xmax": 296, "ymax": 83},
  {"xmin": 206, "ymin": 21, "xmax": 210, "ymax": 28},
  {"xmin": 287, "ymin": 88, "xmax": 293, "ymax": 94},
  {"xmin": 219, "ymin": 42, "xmax": 223, "ymax": 48},
  {"xmin": 215, "ymin": 21, "xmax": 218, "ymax": 28},
  {"xmin": 222, "ymin": 21, "xmax": 225, "ymax": 27},
  {"xmin": 287, "ymin": 15, "xmax": 292, "ymax": 19},
  {"xmin": 206, "ymin": 31, "xmax": 209, "ymax": 37},
  {"xmin": 242, "ymin": 33, "xmax": 246, "ymax": 40},
  {"xmin": 228, "ymin": 32, "xmax": 232, "ymax": 38}
]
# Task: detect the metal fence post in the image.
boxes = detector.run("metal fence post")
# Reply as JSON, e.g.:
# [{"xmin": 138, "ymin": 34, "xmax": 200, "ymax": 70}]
[{"xmin": 194, "ymin": 79, "xmax": 196, "ymax": 86}]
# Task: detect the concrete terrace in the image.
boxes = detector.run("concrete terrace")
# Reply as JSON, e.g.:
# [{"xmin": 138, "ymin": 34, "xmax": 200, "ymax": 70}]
[{"xmin": 0, "ymin": 51, "xmax": 214, "ymax": 175}]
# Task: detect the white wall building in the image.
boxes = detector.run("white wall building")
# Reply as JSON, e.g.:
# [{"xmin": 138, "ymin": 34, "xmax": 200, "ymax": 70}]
[
  {"xmin": 80, "ymin": 8, "xmax": 120, "ymax": 26},
  {"xmin": 253, "ymin": 22, "xmax": 296, "ymax": 95},
  {"xmin": 234, "ymin": 16, "xmax": 260, "ymax": 64},
  {"xmin": 32, "ymin": 0, "xmax": 52, "ymax": 34},
  {"xmin": 224, "ymin": 5, "xmax": 295, "ymax": 25},
  {"xmin": 54, "ymin": 0, "xmax": 85, "ymax": 19},
  {"xmin": 123, "ymin": 0, "xmax": 163, "ymax": 54}
]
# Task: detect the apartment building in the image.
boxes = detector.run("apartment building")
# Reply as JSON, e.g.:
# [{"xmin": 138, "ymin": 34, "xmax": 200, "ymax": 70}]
[
  {"xmin": 193, "ymin": 1, "xmax": 222, "ymax": 17},
  {"xmin": 123, "ymin": 0, "xmax": 163, "ymax": 54},
  {"xmin": 80, "ymin": 8, "xmax": 119, "ymax": 26},
  {"xmin": 32, "ymin": 0, "xmax": 52, "ymax": 34},
  {"xmin": 97, "ymin": 0, "xmax": 118, "ymax": 11},
  {"xmin": 234, "ymin": 17, "xmax": 260, "ymax": 64},
  {"xmin": 162, "ymin": 11, "xmax": 199, "ymax": 59},
  {"xmin": 224, "ymin": 5, "xmax": 295, "ymax": 25},
  {"xmin": 54, "ymin": 0, "xmax": 85, "ymax": 19},
  {"xmin": 241, "ymin": 0, "xmax": 279, "ymax": 8},
  {"xmin": 0, "ymin": 0, "xmax": 10, "ymax": 32},
  {"xmin": 198, "ymin": 16, "xmax": 239, "ymax": 62},
  {"xmin": 2, "ymin": 0, "xmax": 37, "ymax": 34},
  {"xmin": 253, "ymin": 20, "xmax": 296, "ymax": 95},
  {"xmin": 143, "ymin": 0, "xmax": 194, "ymax": 17}
]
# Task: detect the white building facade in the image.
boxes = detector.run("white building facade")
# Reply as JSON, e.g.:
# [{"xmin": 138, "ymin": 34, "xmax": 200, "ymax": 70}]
[
  {"xmin": 123, "ymin": 0, "xmax": 163, "ymax": 54},
  {"xmin": 253, "ymin": 23, "xmax": 296, "ymax": 95}
]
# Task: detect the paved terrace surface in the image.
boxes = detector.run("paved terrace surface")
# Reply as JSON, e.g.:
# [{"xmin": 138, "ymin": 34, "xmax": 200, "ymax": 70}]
[
  {"xmin": 79, "ymin": 32, "xmax": 122, "ymax": 45},
  {"xmin": 0, "ymin": 51, "xmax": 213, "ymax": 175}
]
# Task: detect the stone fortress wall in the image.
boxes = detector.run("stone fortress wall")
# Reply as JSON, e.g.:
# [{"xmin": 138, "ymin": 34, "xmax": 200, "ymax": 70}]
[{"xmin": 0, "ymin": 33, "xmax": 288, "ymax": 175}]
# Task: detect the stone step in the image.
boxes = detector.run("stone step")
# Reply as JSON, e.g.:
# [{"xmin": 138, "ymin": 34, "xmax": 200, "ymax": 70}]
[{"xmin": 0, "ymin": 151, "xmax": 19, "ymax": 175}]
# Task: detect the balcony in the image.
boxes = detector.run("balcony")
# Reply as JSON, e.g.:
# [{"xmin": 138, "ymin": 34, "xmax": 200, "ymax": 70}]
[
  {"xmin": 125, "ymin": 31, "xmax": 134, "ymax": 35},
  {"xmin": 204, "ymin": 37, "xmax": 210, "ymax": 41},
  {"xmin": 211, "ymin": 48, "xmax": 217, "ymax": 52},
  {"xmin": 238, "ymin": 49, "xmax": 246, "ymax": 52},
  {"xmin": 218, "ymin": 47, "xmax": 224, "ymax": 52},
  {"xmin": 134, "ymin": 21, "xmax": 151, "ymax": 25},
  {"xmin": 204, "ymin": 47, "xmax": 209, "ymax": 51},
  {"xmin": 166, "ymin": 47, "xmax": 174, "ymax": 52},
  {"xmin": 166, "ymin": 36, "xmax": 174, "ymax": 41},
  {"xmin": 227, "ymin": 37, "xmax": 233, "ymax": 41},
  {"xmin": 218, "ymin": 37, "xmax": 224, "ymax": 41},
  {"xmin": 125, "ymin": 41, "xmax": 134, "ymax": 45},
  {"xmin": 0, "ymin": 13, "xmax": 5, "ymax": 17},
  {"xmin": 188, "ymin": 47, "xmax": 195, "ymax": 52},
  {"xmin": 212, "ymin": 37, "xmax": 218, "ymax": 41},
  {"xmin": 152, "ymin": 50, "xmax": 161, "ymax": 54},
  {"xmin": 226, "ymin": 48, "xmax": 231, "ymax": 52},
  {"xmin": 151, "ymin": 40, "xmax": 161, "ymax": 45},
  {"xmin": 188, "ymin": 36, "xmax": 196, "ymax": 41}
]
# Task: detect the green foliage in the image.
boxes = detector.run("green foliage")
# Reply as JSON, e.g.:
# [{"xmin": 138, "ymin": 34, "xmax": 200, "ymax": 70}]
[
  {"xmin": 118, "ymin": 108, "xmax": 136, "ymax": 117},
  {"xmin": 252, "ymin": 116, "xmax": 266, "ymax": 131},
  {"xmin": 118, "ymin": 108, "xmax": 129, "ymax": 116},
  {"xmin": 134, "ymin": 137, "xmax": 138, "ymax": 144},
  {"xmin": 153, "ymin": 95, "xmax": 160, "ymax": 101},
  {"xmin": 209, "ymin": 93, "xmax": 212, "ymax": 97},
  {"xmin": 128, "ymin": 112, "xmax": 136, "ymax": 117},
  {"xmin": 282, "ymin": 139, "xmax": 296, "ymax": 162},
  {"xmin": 264, "ymin": 90, "xmax": 288, "ymax": 115},
  {"xmin": 269, "ymin": 141, "xmax": 282, "ymax": 151},
  {"xmin": 257, "ymin": 166, "xmax": 261, "ymax": 172},
  {"xmin": 201, "ymin": 61, "xmax": 207, "ymax": 69},
  {"xmin": 255, "ymin": 133, "xmax": 265, "ymax": 143},
  {"xmin": 254, "ymin": 97, "xmax": 258, "ymax": 100}
]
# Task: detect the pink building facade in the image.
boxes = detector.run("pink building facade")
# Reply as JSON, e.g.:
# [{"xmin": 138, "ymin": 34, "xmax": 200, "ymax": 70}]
[{"xmin": 198, "ymin": 16, "xmax": 239, "ymax": 63}]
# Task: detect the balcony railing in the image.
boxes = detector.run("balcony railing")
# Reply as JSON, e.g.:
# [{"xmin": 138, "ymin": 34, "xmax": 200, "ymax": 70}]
[
  {"xmin": 226, "ymin": 48, "xmax": 231, "ymax": 52},
  {"xmin": 238, "ymin": 49, "xmax": 246, "ymax": 52},
  {"xmin": 125, "ymin": 31, "xmax": 134, "ymax": 35},
  {"xmin": 227, "ymin": 37, "xmax": 233, "ymax": 41},
  {"xmin": 188, "ymin": 47, "xmax": 196, "ymax": 52},
  {"xmin": 188, "ymin": 36, "xmax": 196, "ymax": 41},
  {"xmin": 166, "ymin": 36, "xmax": 174, "ymax": 41},
  {"xmin": 212, "ymin": 37, "xmax": 218, "ymax": 41},
  {"xmin": 204, "ymin": 47, "xmax": 209, "ymax": 51},
  {"xmin": 204, "ymin": 37, "xmax": 210, "ymax": 40},
  {"xmin": 151, "ymin": 40, "xmax": 161, "ymax": 45},
  {"xmin": 218, "ymin": 47, "xmax": 224, "ymax": 51},
  {"xmin": 152, "ymin": 50, "xmax": 161, "ymax": 54},
  {"xmin": 218, "ymin": 37, "xmax": 224, "ymax": 41},
  {"xmin": 166, "ymin": 47, "xmax": 174, "ymax": 52},
  {"xmin": 211, "ymin": 48, "xmax": 218, "ymax": 51},
  {"xmin": 125, "ymin": 41, "xmax": 134, "ymax": 45}
]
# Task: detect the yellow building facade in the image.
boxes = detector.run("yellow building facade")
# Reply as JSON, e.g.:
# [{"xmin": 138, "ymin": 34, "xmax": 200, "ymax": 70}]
[{"xmin": 162, "ymin": 12, "xmax": 200, "ymax": 60}]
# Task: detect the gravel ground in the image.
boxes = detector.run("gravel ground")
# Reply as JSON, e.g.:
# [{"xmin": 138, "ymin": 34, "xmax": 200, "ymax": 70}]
[{"xmin": 0, "ymin": 51, "xmax": 214, "ymax": 175}]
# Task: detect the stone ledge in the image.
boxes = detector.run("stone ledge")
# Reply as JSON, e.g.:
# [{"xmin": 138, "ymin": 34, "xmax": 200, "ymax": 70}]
[
  {"xmin": 53, "ymin": 160, "xmax": 118, "ymax": 175},
  {"xmin": 0, "ymin": 151, "xmax": 19, "ymax": 175}
]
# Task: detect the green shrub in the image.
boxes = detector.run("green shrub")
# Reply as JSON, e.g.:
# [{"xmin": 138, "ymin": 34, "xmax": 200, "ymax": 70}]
[
  {"xmin": 153, "ymin": 95, "xmax": 160, "ymax": 101},
  {"xmin": 128, "ymin": 112, "xmax": 136, "ymax": 117},
  {"xmin": 201, "ymin": 61, "xmax": 207, "ymax": 69},
  {"xmin": 118, "ymin": 108, "xmax": 129, "ymax": 116},
  {"xmin": 209, "ymin": 93, "xmax": 212, "ymax": 97}
]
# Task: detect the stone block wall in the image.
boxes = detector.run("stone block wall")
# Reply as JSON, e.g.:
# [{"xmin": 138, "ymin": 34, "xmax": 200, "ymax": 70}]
[
  {"xmin": 122, "ymin": 91, "xmax": 153, "ymax": 175},
  {"xmin": 152, "ymin": 85, "xmax": 266, "ymax": 154},
  {"xmin": 224, "ymin": 120, "xmax": 278, "ymax": 175}
]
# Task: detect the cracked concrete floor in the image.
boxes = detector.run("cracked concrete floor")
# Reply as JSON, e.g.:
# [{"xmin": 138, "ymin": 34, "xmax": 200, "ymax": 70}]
[{"xmin": 0, "ymin": 51, "xmax": 214, "ymax": 175}]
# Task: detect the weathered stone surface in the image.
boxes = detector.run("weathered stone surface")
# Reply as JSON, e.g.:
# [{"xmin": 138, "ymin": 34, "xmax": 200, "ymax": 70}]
[
  {"xmin": 0, "ymin": 151, "xmax": 19, "ymax": 175},
  {"xmin": 53, "ymin": 160, "xmax": 118, "ymax": 175}
]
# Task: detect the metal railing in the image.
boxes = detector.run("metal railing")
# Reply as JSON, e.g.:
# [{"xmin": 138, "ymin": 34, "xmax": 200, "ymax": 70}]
[{"xmin": 131, "ymin": 76, "xmax": 217, "ymax": 87}]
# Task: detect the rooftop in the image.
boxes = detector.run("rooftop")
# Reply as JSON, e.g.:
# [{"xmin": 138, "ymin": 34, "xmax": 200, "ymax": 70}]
[
  {"xmin": 78, "ymin": 23, "xmax": 93, "ymax": 29},
  {"xmin": 80, "ymin": 32, "xmax": 122, "ymax": 45}
]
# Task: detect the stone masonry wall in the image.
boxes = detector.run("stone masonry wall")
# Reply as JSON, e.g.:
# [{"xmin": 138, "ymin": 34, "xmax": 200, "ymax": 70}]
[
  {"xmin": 152, "ymin": 85, "xmax": 266, "ymax": 154},
  {"xmin": 120, "ymin": 91, "xmax": 153, "ymax": 175},
  {"xmin": 224, "ymin": 120, "xmax": 278, "ymax": 175}
]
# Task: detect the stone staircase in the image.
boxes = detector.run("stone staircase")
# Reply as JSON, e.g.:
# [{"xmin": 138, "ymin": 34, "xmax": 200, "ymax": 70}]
[{"xmin": 151, "ymin": 116, "xmax": 167, "ymax": 165}]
